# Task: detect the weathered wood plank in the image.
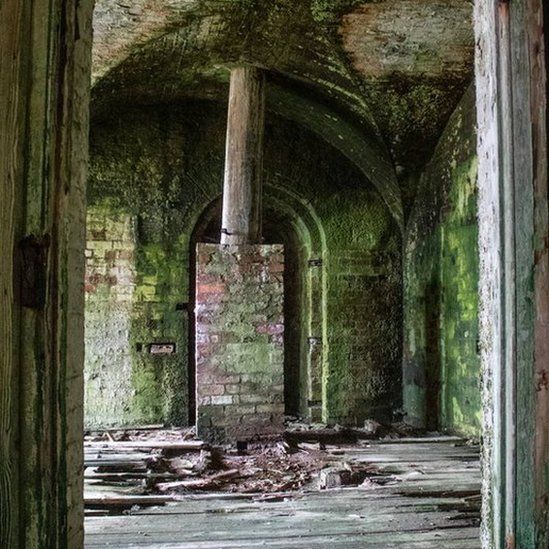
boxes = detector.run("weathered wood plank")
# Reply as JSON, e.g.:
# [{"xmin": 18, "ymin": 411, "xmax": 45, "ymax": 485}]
[
  {"xmin": 85, "ymin": 538, "xmax": 479, "ymax": 549},
  {"xmin": 529, "ymin": 1, "xmax": 549, "ymax": 546},
  {"xmin": 84, "ymin": 439, "xmax": 480, "ymax": 547},
  {"xmin": 85, "ymin": 522, "xmax": 480, "ymax": 548},
  {"xmin": 84, "ymin": 440, "xmax": 205, "ymax": 451},
  {"xmin": 86, "ymin": 510, "xmax": 477, "ymax": 538},
  {"xmin": 0, "ymin": 1, "xmax": 25, "ymax": 546},
  {"xmin": 0, "ymin": 1, "xmax": 93, "ymax": 548},
  {"xmin": 474, "ymin": 0, "xmax": 549, "ymax": 546}
]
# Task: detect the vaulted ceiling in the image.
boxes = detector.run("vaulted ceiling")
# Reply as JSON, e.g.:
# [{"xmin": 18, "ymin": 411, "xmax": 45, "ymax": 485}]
[{"xmin": 91, "ymin": 0, "xmax": 474, "ymax": 219}]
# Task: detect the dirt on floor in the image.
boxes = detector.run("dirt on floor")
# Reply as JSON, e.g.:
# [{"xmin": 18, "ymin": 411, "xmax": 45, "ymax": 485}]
[{"xmin": 84, "ymin": 420, "xmax": 478, "ymax": 515}]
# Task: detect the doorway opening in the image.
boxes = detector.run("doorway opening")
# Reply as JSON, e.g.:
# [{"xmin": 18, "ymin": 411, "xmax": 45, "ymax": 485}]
[
  {"xmin": 79, "ymin": 3, "xmax": 481, "ymax": 547},
  {"xmin": 7, "ymin": 0, "xmax": 549, "ymax": 547},
  {"xmin": 189, "ymin": 196, "xmax": 314, "ymax": 425}
]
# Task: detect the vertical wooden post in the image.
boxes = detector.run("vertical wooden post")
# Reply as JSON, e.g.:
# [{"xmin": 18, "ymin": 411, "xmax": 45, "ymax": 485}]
[
  {"xmin": 0, "ymin": 4, "xmax": 23, "ymax": 547},
  {"xmin": 221, "ymin": 66, "xmax": 266, "ymax": 245},
  {"xmin": 0, "ymin": 1, "xmax": 93, "ymax": 547},
  {"xmin": 475, "ymin": 0, "xmax": 549, "ymax": 546}
]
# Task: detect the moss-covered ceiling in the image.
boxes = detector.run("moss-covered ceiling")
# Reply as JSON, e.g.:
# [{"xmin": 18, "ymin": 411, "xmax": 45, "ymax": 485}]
[{"xmin": 91, "ymin": 0, "xmax": 474, "ymax": 216}]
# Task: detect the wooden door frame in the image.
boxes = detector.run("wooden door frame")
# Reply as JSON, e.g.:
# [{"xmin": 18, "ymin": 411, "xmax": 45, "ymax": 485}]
[
  {"xmin": 2, "ymin": 1, "xmax": 548, "ymax": 548},
  {"xmin": 0, "ymin": 1, "xmax": 93, "ymax": 547},
  {"xmin": 474, "ymin": 0, "xmax": 549, "ymax": 546}
]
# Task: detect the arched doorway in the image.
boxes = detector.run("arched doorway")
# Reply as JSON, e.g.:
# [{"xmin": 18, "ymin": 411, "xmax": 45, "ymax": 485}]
[{"xmin": 189, "ymin": 189, "xmax": 326, "ymax": 424}]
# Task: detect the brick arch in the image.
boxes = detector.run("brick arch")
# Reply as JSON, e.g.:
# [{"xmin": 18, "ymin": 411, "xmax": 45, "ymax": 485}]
[{"xmin": 188, "ymin": 186, "xmax": 328, "ymax": 423}]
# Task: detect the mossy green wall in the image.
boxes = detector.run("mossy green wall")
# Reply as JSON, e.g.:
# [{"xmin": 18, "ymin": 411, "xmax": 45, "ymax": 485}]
[
  {"xmin": 320, "ymin": 191, "xmax": 402, "ymax": 423},
  {"xmin": 85, "ymin": 101, "xmax": 401, "ymax": 428},
  {"xmin": 85, "ymin": 204, "xmax": 137, "ymax": 426},
  {"xmin": 85, "ymin": 201, "xmax": 189, "ymax": 427},
  {"xmin": 403, "ymin": 85, "xmax": 480, "ymax": 436}
]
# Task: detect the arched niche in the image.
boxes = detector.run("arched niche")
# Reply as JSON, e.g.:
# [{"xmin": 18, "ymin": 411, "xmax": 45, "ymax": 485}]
[{"xmin": 188, "ymin": 186, "xmax": 327, "ymax": 423}]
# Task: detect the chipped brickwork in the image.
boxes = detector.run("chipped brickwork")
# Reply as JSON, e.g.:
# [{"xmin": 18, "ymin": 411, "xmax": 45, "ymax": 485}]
[
  {"xmin": 195, "ymin": 244, "xmax": 285, "ymax": 443},
  {"xmin": 84, "ymin": 200, "xmax": 189, "ymax": 428}
]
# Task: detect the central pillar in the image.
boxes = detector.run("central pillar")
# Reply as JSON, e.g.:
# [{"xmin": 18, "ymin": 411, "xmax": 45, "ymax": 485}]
[
  {"xmin": 196, "ymin": 67, "xmax": 285, "ymax": 443},
  {"xmin": 221, "ymin": 66, "xmax": 265, "ymax": 245}
]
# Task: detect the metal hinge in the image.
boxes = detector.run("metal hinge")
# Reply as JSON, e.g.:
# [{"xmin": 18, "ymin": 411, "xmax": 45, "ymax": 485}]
[{"xmin": 19, "ymin": 234, "xmax": 50, "ymax": 310}]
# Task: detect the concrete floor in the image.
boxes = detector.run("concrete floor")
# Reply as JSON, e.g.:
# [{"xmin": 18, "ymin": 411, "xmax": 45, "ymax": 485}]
[{"xmin": 85, "ymin": 438, "xmax": 480, "ymax": 548}]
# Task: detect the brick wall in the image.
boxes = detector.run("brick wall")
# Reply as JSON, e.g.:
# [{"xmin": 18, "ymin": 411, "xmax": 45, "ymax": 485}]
[
  {"xmin": 84, "ymin": 207, "xmax": 137, "ymax": 426},
  {"xmin": 195, "ymin": 244, "xmax": 285, "ymax": 443},
  {"xmin": 89, "ymin": 104, "xmax": 402, "ymax": 429},
  {"xmin": 326, "ymin": 250, "xmax": 402, "ymax": 424},
  {"xmin": 403, "ymin": 87, "xmax": 480, "ymax": 436},
  {"xmin": 84, "ymin": 204, "xmax": 190, "ymax": 427}
]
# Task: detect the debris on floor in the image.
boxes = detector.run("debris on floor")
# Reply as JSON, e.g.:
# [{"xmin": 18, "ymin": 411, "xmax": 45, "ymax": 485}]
[
  {"xmin": 84, "ymin": 421, "xmax": 479, "ymax": 518},
  {"xmin": 85, "ymin": 435, "xmax": 482, "ymax": 547}
]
